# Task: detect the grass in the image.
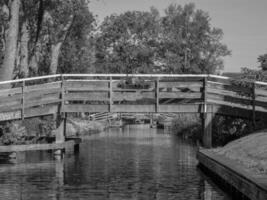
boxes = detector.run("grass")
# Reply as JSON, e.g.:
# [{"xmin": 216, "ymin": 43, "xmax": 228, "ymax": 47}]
[{"xmin": 213, "ymin": 130, "xmax": 267, "ymax": 174}]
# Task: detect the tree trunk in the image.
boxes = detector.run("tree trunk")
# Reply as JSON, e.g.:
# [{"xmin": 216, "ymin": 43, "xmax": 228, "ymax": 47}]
[
  {"xmin": 20, "ymin": 20, "xmax": 29, "ymax": 77},
  {"xmin": 0, "ymin": 0, "xmax": 20, "ymax": 82},
  {"xmin": 49, "ymin": 14, "xmax": 74, "ymax": 75},
  {"xmin": 50, "ymin": 42, "xmax": 62, "ymax": 74}
]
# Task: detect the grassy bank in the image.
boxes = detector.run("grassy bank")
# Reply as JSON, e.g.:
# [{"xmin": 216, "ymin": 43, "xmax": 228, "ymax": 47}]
[{"xmin": 213, "ymin": 130, "xmax": 267, "ymax": 175}]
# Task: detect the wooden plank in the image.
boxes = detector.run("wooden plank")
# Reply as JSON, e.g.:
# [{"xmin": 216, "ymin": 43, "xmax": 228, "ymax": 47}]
[
  {"xmin": 158, "ymin": 104, "xmax": 204, "ymax": 113},
  {"xmin": 159, "ymin": 81, "xmax": 202, "ymax": 88},
  {"xmin": 24, "ymin": 104, "xmax": 58, "ymax": 118},
  {"xmin": 65, "ymin": 81, "xmax": 109, "ymax": 91},
  {"xmin": 25, "ymin": 81, "xmax": 61, "ymax": 92},
  {"xmin": 0, "ymin": 139, "xmax": 80, "ymax": 153},
  {"xmin": 207, "ymin": 81, "xmax": 251, "ymax": 94},
  {"xmin": 0, "ymin": 101, "xmax": 21, "ymax": 112},
  {"xmin": 159, "ymin": 92, "xmax": 202, "ymax": 99},
  {"xmin": 0, "ymin": 87, "xmax": 22, "ymax": 97},
  {"xmin": 25, "ymin": 93, "xmax": 61, "ymax": 102},
  {"xmin": 207, "ymin": 93, "xmax": 252, "ymax": 106},
  {"xmin": 0, "ymin": 93, "xmax": 22, "ymax": 103},
  {"xmin": 0, "ymin": 110, "xmax": 21, "ymax": 121},
  {"xmin": 24, "ymin": 98, "xmax": 61, "ymax": 109},
  {"xmin": 255, "ymin": 88, "xmax": 267, "ymax": 96},
  {"xmin": 112, "ymin": 92, "xmax": 155, "ymax": 101},
  {"xmin": 25, "ymin": 88, "xmax": 61, "ymax": 99},
  {"xmin": 64, "ymin": 104, "xmax": 109, "ymax": 113},
  {"xmin": 207, "ymin": 88, "xmax": 249, "ymax": 100},
  {"xmin": 112, "ymin": 105, "xmax": 155, "ymax": 112},
  {"xmin": 65, "ymin": 92, "xmax": 109, "ymax": 101},
  {"xmin": 207, "ymin": 99, "xmax": 252, "ymax": 110},
  {"xmin": 197, "ymin": 150, "xmax": 267, "ymax": 200},
  {"xmin": 113, "ymin": 88, "xmax": 154, "ymax": 92}
]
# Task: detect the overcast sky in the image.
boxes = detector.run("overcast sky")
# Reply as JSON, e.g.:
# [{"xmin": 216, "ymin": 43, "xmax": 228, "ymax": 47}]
[{"xmin": 90, "ymin": 0, "xmax": 267, "ymax": 72}]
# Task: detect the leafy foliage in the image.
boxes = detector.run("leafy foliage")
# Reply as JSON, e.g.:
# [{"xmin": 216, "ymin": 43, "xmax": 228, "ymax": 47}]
[{"xmin": 95, "ymin": 3, "xmax": 231, "ymax": 74}]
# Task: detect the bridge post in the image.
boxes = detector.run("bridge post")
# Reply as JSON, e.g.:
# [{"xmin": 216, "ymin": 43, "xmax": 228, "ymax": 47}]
[
  {"xmin": 202, "ymin": 77, "xmax": 213, "ymax": 148},
  {"xmin": 203, "ymin": 112, "xmax": 213, "ymax": 148}
]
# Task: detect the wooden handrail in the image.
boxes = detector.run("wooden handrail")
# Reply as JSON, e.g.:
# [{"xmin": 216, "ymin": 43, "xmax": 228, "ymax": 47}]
[{"xmin": 0, "ymin": 73, "xmax": 267, "ymax": 87}]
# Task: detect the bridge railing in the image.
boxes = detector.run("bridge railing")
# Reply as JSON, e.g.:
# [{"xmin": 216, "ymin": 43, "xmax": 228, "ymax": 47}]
[{"xmin": 0, "ymin": 74, "xmax": 267, "ymax": 122}]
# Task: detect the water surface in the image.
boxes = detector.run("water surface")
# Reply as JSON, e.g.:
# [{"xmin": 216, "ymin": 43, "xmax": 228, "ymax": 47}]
[{"xmin": 0, "ymin": 125, "xmax": 231, "ymax": 200}]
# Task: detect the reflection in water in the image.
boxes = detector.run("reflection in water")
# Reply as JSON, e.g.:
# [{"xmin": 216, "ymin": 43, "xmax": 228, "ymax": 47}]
[{"xmin": 0, "ymin": 124, "xmax": 230, "ymax": 200}]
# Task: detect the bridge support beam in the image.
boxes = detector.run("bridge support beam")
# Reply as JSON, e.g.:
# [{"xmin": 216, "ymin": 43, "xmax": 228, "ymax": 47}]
[
  {"xmin": 54, "ymin": 113, "xmax": 66, "ymax": 156},
  {"xmin": 202, "ymin": 112, "xmax": 213, "ymax": 148}
]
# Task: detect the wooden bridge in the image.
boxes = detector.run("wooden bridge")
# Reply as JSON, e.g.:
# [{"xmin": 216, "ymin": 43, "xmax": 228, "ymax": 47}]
[{"xmin": 0, "ymin": 73, "xmax": 267, "ymax": 152}]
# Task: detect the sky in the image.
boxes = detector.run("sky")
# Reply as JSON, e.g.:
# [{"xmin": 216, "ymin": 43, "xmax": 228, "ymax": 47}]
[{"xmin": 90, "ymin": 0, "xmax": 267, "ymax": 72}]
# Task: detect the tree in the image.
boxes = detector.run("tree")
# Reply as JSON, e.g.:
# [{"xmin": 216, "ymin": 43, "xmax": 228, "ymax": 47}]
[
  {"xmin": 95, "ymin": 3, "xmax": 231, "ymax": 74},
  {"xmin": 58, "ymin": 0, "xmax": 96, "ymax": 74},
  {"xmin": 258, "ymin": 54, "xmax": 267, "ymax": 71},
  {"xmin": 0, "ymin": 0, "xmax": 20, "ymax": 82},
  {"xmin": 160, "ymin": 3, "xmax": 230, "ymax": 74},
  {"xmin": 95, "ymin": 9, "xmax": 161, "ymax": 74}
]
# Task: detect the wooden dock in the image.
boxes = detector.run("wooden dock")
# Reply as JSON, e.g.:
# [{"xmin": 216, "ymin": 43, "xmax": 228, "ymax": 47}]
[{"xmin": 197, "ymin": 149, "xmax": 267, "ymax": 200}]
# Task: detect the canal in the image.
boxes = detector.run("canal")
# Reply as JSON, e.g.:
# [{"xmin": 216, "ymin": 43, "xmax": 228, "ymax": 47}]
[{"xmin": 0, "ymin": 124, "xmax": 231, "ymax": 200}]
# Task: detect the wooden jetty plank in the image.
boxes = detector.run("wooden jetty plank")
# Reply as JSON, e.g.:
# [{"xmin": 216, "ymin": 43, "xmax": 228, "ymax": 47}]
[
  {"xmin": 197, "ymin": 149, "xmax": 267, "ymax": 200},
  {"xmin": 0, "ymin": 139, "xmax": 81, "ymax": 153},
  {"xmin": 64, "ymin": 104, "xmax": 109, "ymax": 113}
]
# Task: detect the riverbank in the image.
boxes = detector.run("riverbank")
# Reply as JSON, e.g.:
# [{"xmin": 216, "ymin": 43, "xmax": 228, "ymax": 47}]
[
  {"xmin": 197, "ymin": 130, "xmax": 267, "ymax": 199},
  {"xmin": 212, "ymin": 130, "xmax": 267, "ymax": 175}
]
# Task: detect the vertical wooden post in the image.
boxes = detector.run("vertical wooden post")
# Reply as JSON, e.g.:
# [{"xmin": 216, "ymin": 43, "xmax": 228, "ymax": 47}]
[
  {"xmin": 252, "ymin": 82, "xmax": 256, "ymax": 129},
  {"xmin": 203, "ymin": 111, "xmax": 213, "ymax": 148},
  {"xmin": 61, "ymin": 75, "xmax": 65, "ymax": 113},
  {"xmin": 109, "ymin": 76, "xmax": 113, "ymax": 112},
  {"xmin": 202, "ymin": 77, "xmax": 212, "ymax": 148},
  {"xmin": 155, "ymin": 77, "xmax": 159, "ymax": 113},
  {"xmin": 54, "ymin": 76, "xmax": 66, "ymax": 156},
  {"xmin": 21, "ymin": 80, "xmax": 25, "ymax": 120}
]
